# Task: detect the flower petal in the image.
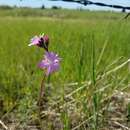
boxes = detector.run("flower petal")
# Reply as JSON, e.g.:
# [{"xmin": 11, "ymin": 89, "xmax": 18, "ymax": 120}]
[
  {"xmin": 38, "ymin": 60, "xmax": 49, "ymax": 69},
  {"xmin": 29, "ymin": 36, "xmax": 40, "ymax": 46},
  {"xmin": 39, "ymin": 51, "xmax": 61, "ymax": 75}
]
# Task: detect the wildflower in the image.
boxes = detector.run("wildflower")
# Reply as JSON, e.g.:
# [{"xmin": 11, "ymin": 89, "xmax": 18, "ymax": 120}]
[
  {"xmin": 28, "ymin": 33, "xmax": 49, "ymax": 51},
  {"xmin": 38, "ymin": 52, "xmax": 61, "ymax": 75}
]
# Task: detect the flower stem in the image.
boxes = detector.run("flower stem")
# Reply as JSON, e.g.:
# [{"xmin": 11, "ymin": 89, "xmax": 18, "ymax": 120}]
[
  {"xmin": 37, "ymin": 74, "xmax": 46, "ymax": 108},
  {"xmin": 37, "ymin": 74, "xmax": 46, "ymax": 130}
]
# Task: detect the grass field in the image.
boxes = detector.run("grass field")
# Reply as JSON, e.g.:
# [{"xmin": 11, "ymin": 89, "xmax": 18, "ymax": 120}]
[{"xmin": 0, "ymin": 8, "xmax": 130, "ymax": 130}]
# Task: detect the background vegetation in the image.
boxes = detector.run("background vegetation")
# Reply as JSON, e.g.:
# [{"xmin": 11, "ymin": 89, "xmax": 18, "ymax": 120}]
[{"xmin": 0, "ymin": 7, "xmax": 130, "ymax": 130}]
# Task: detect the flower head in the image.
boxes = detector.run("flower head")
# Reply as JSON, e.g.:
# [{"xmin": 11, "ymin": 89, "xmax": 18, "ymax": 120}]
[
  {"xmin": 38, "ymin": 52, "xmax": 61, "ymax": 75},
  {"xmin": 28, "ymin": 33, "xmax": 49, "ymax": 51}
]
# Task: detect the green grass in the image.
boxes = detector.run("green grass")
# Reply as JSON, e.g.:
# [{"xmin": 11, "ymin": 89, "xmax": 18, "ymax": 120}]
[{"xmin": 0, "ymin": 8, "xmax": 130, "ymax": 129}]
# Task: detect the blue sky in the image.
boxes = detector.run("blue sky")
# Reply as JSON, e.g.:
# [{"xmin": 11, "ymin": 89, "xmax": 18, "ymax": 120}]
[{"xmin": 0, "ymin": 0, "xmax": 130, "ymax": 11}]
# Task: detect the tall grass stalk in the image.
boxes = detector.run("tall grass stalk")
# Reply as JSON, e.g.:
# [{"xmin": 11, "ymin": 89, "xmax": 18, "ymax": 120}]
[
  {"xmin": 96, "ymin": 38, "xmax": 108, "ymax": 66},
  {"xmin": 78, "ymin": 43, "xmax": 84, "ymax": 82},
  {"xmin": 91, "ymin": 35, "xmax": 98, "ymax": 130},
  {"xmin": 92, "ymin": 35, "xmax": 96, "ymax": 86}
]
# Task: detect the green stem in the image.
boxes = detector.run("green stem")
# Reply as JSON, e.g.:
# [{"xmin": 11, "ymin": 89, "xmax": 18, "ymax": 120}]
[
  {"xmin": 92, "ymin": 36, "xmax": 96, "ymax": 86},
  {"xmin": 92, "ymin": 35, "xmax": 98, "ymax": 130},
  {"xmin": 47, "ymin": 74, "xmax": 51, "ymax": 84}
]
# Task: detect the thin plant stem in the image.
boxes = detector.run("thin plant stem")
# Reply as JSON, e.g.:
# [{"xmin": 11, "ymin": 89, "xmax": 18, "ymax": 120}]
[
  {"xmin": 92, "ymin": 36, "xmax": 96, "ymax": 86},
  {"xmin": 37, "ymin": 74, "xmax": 46, "ymax": 108},
  {"xmin": 96, "ymin": 38, "xmax": 108, "ymax": 66},
  {"xmin": 92, "ymin": 35, "xmax": 98, "ymax": 130},
  {"xmin": 47, "ymin": 74, "xmax": 51, "ymax": 84},
  {"xmin": 0, "ymin": 120, "xmax": 8, "ymax": 130},
  {"xmin": 37, "ymin": 74, "xmax": 47, "ymax": 130}
]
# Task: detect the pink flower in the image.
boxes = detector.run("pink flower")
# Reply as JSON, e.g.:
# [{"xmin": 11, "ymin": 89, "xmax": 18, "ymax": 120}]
[
  {"xmin": 28, "ymin": 34, "xmax": 49, "ymax": 51},
  {"xmin": 38, "ymin": 52, "xmax": 61, "ymax": 75},
  {"xmin": 29, "ymin": 36, "xmax": 40, "ymax": 46}
]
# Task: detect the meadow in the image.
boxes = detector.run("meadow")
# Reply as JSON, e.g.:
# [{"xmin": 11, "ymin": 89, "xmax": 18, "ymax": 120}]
[{"xmin": 0, "ymin": 8, "xmax": 130, "ymax": 130}]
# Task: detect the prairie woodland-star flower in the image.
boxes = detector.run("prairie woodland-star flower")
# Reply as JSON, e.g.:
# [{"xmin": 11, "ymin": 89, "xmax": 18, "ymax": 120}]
[
  {"xmin": 28, "ymin": 33, "xmax": 49, "ymax": 51},
  {"xmin": 38, "ymin": 52, "xmax": 61, "ymax": 75}
]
